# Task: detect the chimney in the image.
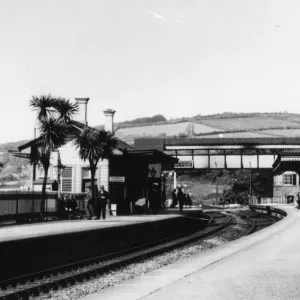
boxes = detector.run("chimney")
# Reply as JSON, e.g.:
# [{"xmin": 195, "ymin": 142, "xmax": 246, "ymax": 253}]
[
  {"xmin": 75, "ymin": 98, "xmax": 89, "ymax": 125},
  {"xmin": 103, "ymin": 109, "xmax": 116, "ymax": 133}
]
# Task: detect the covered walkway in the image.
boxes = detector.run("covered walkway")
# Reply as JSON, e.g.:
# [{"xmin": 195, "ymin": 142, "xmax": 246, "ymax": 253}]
[{"xmin": 83, "ymin": 205, "xmax": 300, "ymax": 300}]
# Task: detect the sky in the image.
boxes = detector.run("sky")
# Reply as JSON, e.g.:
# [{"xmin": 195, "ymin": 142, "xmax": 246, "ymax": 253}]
[{"xmin": 1, "ymin": 0, "xmax": 300, "ymax": 143}]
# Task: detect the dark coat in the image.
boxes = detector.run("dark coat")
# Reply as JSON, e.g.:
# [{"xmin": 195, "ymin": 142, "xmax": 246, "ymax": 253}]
[
  {"xmin": 98, "ymin": 190, "xmax": 109, "ymax": 205},
  {"xmin": 177, "ymin": 190, "xmax": 185, "ymax": 204}
]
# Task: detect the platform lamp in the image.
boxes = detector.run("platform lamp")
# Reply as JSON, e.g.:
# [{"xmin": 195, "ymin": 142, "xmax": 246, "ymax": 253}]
[{"xmin": 54, "ymin": 150, "xmax": 65, "ymax": 199}]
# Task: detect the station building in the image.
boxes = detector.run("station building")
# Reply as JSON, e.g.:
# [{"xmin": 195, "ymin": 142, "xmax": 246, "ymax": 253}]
[{"xmin": 14, "ymin": 99, "xmax": 177, "ymax": 215}]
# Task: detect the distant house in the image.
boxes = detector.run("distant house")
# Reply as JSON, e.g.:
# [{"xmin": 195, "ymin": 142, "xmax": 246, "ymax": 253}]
[
  {"xmin": 12, "ymin": 98, "xmax": 177, "ymax": 215},
  {"xmin": 273, "ymin": 149, "xmax": 300, "ymax": 205}
]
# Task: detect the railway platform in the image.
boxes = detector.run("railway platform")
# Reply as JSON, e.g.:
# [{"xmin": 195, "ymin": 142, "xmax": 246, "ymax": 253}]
[
  {"xmin": 0, "ymin": 208, "xmax": 205, "ymax": 282},
  {"xmin": 0, "ymin": 214, "xmax": 178, "ymax": 243},
  {"xmin": 83, "ymin": 205, "xmax": 299, "ymax": 300},
  {"xmin": 0, "ymin": 207, "xmax": 209, "ymax": 243}
]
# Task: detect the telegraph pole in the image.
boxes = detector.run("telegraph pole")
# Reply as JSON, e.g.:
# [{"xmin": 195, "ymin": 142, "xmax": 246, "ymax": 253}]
[
  {"xmin": 249, "ymin": 161, "xmax": 252, "ymax": 203},
  {"xmin": 215, "ymin": 162, "xmax": 218, "ymax": 204}
]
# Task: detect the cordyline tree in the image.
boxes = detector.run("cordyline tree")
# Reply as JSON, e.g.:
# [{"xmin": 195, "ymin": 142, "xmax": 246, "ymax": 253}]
[
  {"xmin": 74, "ymin": 128, "xmax": 118, "ymax": 207},
  {"xmin": 30, "ymin": 95, "xmax": 78, "ymax": 220}
]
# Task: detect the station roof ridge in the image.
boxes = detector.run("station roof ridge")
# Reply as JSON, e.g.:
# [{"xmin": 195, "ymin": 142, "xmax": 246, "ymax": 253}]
[
  {"xmin": 124, "ymin": 148, "xmax": 178, "ymax": 163},
  {"xmin": 17, "ymin": 120, "xmax": 133, "ymax": 153}
]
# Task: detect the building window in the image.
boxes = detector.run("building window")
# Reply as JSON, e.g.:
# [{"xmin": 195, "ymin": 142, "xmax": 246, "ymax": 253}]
[
  {"xmin": 61, "ymin": 166, "xmax": 73, "ymax": 192},
  {"xmin": 82, "ymin": 168, "xmax": 90, "ymax": 178},
  {"xmin": 37, "ymin": 165, "xmax": 50, "ymax": 179},
  {"xmin": 283, "ymin": 174, "xmax": 297, "ymax": 186},
  {"xmin": 82, "ymin": 167, "xmax": 98, "ymax": 178}
]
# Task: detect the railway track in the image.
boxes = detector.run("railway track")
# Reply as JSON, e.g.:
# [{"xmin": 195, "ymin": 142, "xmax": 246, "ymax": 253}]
[
  {"xmin": 0, "ymin": 210, "xmax": 278, "ymax": 300},
  {"xmin": 225, "ymin": 209, "xmax": 278, "ymax": 236}
]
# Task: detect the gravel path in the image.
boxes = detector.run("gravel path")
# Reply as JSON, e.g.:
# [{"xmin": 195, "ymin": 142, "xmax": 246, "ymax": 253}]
[{"xmin": 32, "ymin": 214, "xmax": 248, "ymax": 300}]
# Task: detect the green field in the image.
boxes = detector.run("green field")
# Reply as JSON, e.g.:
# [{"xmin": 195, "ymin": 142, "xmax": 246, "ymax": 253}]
[
  {"xmin": 114, "ymin": 113, "xmax": 300, "ymax": 143},
  {"xmin": 115, "ymin": 121, "xmax": 219, "ymax": 139},
  {"xmin": 257, "ymin": 128, "xmax": 300, "ymax": 137},
  {"xmin": 198, "ymin": 131, "xmax": 274, "ymax": 138},
  {"xmin": 199, "ymin": 116, "xmax": 300, "ymax": 131}
]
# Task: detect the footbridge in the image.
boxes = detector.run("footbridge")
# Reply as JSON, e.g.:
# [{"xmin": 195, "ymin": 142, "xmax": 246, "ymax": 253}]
[{"xmin": 135, "ymin": 137, "xmax": 300, "ymax": 170}]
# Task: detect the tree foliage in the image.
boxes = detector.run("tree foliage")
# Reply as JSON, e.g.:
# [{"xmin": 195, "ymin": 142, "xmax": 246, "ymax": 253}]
[
  {"xmin": 30, "ymin": 94, "xmax": 78, "ymax": 220},
  {"xmin": 117, "ymin": 114, "xmax": 166, "ymax": 128},
  {"xmin": 74, "ymin": 128, "xmax": 118, "ymax": 204}
]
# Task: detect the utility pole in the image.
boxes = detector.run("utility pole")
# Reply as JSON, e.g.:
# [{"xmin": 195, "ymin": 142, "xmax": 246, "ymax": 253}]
[
  {"xmin": 215, "ymin": 162, "xmax": 218, "ymax": 204},
  {"xmin": 249, "ymin": 161, "xmax": 252, "ymax": 203},
  {"xmin": 173, "ymin": 171, "xmax": 177, "ymax": 189}
]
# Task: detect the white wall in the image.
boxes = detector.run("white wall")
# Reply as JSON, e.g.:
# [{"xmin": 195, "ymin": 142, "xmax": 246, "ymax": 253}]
[{"xmin": 34, "ymin": 140, "xmax": 110, "ymax": 193}]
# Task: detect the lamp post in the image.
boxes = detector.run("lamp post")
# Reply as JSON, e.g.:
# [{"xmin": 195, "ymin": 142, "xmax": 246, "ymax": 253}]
[
  {"xmin": 215, "ymin": 161, "xmax": 218, "ymax": 204},
  {"xmin": 173, "ymin": 171, "xmax": 177, "ymax": 189},
  {"xmin": 54, "ymin": 150, "xmax": 65, "ymax": 198}
]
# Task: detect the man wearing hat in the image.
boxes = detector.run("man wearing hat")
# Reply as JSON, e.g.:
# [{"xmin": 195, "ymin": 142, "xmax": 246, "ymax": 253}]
[{"xmin": 96, "ymin": 185, "xmax": 110, "ymax": 220}]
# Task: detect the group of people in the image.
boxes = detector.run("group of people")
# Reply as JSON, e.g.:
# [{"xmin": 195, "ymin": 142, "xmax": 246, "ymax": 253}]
[
  {"xmin": 85, "ymin": 185, "xmax": 110, "ymax": 220},
  {"xmin": 58, "ymin": 185, "xmax": 110, "ymax": 220},
  {"xmin": 58, "ymin": 194, "xmax": 82, "ymax": 220},
  {"xmin": 171, "ymin": 186, "xmax": 193, "ymax": 212},
  {"xmin": 60, "ymin": 184, "xmax": 193, "ymax": 219}
]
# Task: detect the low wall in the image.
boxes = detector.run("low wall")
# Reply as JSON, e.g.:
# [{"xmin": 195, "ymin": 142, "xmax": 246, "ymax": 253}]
[
  {"xmin": 0, "ymin": 215, "xmax": 205, "ymax": 281},
  {"xmin": 249, "ymin": 204, "xmax": 287, "ymax": 219},
  {"xmin": 0, "ymin": 191, "xmax": 86, "ymax": 222}
]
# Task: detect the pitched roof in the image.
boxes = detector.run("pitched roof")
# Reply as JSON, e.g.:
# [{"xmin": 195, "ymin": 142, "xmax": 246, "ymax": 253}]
[
  {"xmin": 17, "ymin": 120, "xmax": 133, "ymax": 153},
  {"xmin": 273, "ymin": 149, "xmax": 300, "ymax": 174},
  {"xmin": 124, "ymin": 149, "xmax": 178, "ymax": 164}
]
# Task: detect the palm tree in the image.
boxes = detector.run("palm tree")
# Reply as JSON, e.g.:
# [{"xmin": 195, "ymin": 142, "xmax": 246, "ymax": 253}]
[
  {"xmin": 32, "ymin": 118, "xmax": 68, "ymax": 219},
  {"xmin": 30, "ymin": 94, "xmax": 55, "ymax": 121},
  {"xmin": 52, "ymin": 98, "xmax": 79, "ymax": 123},
  {"xmin": 74, "ymin": 128, "xmax": 118, "ymax": 209},
  {"xmin": 30, "ymin": 95, "xmax": 78, "ymax": 220}
]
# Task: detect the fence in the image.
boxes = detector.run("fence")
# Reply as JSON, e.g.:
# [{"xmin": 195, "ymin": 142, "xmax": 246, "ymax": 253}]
[
  {"xmin": 0, "ymin": 191, "xmax": 86, "ymax": 222},
  {"xmin": 250, "ymin": 204, "xmax": 287, "ymax": 219}
]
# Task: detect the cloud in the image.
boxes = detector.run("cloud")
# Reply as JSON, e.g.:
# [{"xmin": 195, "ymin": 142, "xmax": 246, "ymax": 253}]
[{"xmin": 146, "ymin": 10, "xmax": 172, "ymax": 24}]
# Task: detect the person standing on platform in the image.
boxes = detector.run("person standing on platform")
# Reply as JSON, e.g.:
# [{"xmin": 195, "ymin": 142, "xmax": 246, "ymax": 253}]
[
  {"xmin": 297, "ymin": 193, "xmax": 300, "ymax": 209},
  {"xmin": 85, "ymin": 186, "xmax": 96, "ymax": 220},
  {"xmin": 161, "ymin": 190, "xmax": 166, "ymax": 208},
  {"xmin": 171, "ymin": 188, "xmax": 177, "ymax": 208},
  {"xmin": 186, "ymin": 190, "xmax": 193, "ymax": 207},
  {"xmin": 149, "ymin": 184, "xmax": 158, "ymax": 214},
  {"xmin": 96, "ymin": 185, "xmax": 109, "ymax": 220},
  {"xmin": 177, "ymin": 186, "xmax": 185, "ymax": 212}
]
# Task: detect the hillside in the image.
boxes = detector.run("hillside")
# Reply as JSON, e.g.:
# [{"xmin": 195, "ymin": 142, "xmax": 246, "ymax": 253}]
[
  {"xmin": 0, "ymin": 140, "xmax": 31, "ymax": 185},
  {"xmin": 113, "ymin": 112, "xmax": 300, "ymax": 144}
]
